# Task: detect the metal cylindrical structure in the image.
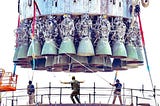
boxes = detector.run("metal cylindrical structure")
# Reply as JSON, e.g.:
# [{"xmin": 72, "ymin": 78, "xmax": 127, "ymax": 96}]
[{"xmin": 13, "ymin": 0, "xmax": 144, "ymax": 72}]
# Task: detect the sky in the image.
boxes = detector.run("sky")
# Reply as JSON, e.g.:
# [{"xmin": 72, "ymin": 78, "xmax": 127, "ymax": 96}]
[{"xmin": 0, "ymin": 0, "xmax": 160, "ymax": 105}]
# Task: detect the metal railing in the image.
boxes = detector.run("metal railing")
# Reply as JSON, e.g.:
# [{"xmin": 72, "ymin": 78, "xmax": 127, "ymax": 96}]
[{"xmin": 1, "ymin": 82, "xmax": 159, "ymax": 106}]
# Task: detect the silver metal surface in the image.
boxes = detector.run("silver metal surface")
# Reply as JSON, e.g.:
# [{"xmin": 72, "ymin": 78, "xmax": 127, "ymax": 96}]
[{"xmin": 20, "ymin": 0, "xmax": 133, "ymax": 19}]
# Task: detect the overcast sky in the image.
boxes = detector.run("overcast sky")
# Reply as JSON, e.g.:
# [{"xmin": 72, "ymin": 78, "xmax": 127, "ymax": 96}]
[{"xmin": 0, "ymin": 0, "xmax": 160, "ymax": 105}]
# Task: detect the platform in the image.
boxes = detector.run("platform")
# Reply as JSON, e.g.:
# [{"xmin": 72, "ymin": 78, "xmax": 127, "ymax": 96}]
[{"xmin": 17, "ymin": 103, "xmax": 132, "ymax": 106}]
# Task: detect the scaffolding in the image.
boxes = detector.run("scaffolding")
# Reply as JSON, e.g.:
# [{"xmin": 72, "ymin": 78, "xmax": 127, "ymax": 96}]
[{"xmin": 1, "ymin": 82, "xmax": 158, "ymax": 106}]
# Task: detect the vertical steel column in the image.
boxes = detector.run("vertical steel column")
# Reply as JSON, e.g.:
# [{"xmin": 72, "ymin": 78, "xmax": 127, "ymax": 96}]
[
  {"xmin": 49, "ymin": 82, "xmax": 51, "ymax": 104},
  {"xmin": 136, "ymin": 96, "xmax": 138, "ymax": 106},
  {"xmin": 123, "ymin": 83, "xmax": 125, "ymax": 105},
  {"xmin": 89, "ymin": 93, "xmax": 91, "ymax": 103},
  {"xmin": 93, "ymin": 82, "xmax": 96, "ymax": 103},
  {"xmin": 41, "ymin": 95, "xmax": 43, "ymax": 104},
  {"xmin": 60, "ymin": 87, "xmax": 62, "ymax": 104},
  {"xmin": 131, "ymin": 89, "xmax": 133, "ymax": 105},
  {"xmin": 36, "ymin": 83, "xmax": 38, "ymax": 104}
]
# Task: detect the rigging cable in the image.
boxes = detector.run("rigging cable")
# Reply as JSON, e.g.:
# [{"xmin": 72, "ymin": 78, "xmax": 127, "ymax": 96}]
[{"xmin": 137, "ymin": 9, "xmax": 157, "ymax": 106}]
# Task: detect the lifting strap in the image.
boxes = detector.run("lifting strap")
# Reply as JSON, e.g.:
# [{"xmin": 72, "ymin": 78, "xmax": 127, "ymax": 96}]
[{"xmin": 30, "ymin": 0, "xmax": 41, "ymax": 81}]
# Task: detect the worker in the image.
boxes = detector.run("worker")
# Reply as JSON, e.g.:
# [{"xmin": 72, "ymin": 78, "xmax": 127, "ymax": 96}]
[
  {"xmin": 110, "ymin": 79, "xmax": 122, "ymax": 105},
  {"xmin": 27, "ymin": 80, "xmax": 35, "ymax": 104},
  {"xmin": 61, "ymin": 76, "xmax": 84, "ymax": 104}
]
